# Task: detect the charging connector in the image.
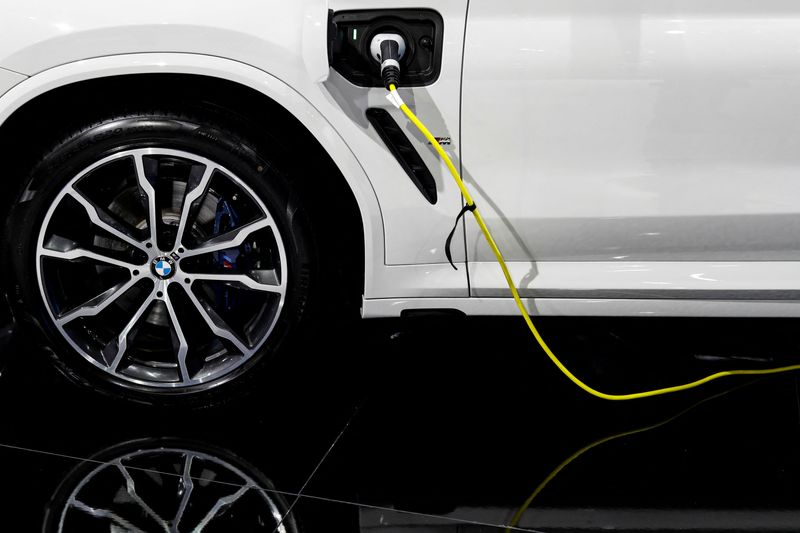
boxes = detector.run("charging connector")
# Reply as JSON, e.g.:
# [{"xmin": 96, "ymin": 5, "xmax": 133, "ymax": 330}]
[{"xmin": 370, "ymin": 33, "xmax": 406, "ymax": 89}]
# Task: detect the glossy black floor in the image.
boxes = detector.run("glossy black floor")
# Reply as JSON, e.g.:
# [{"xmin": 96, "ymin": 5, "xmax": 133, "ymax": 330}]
[{"xmin": 3, "ymin": 313, "xmax": 800, "ymax": 531}]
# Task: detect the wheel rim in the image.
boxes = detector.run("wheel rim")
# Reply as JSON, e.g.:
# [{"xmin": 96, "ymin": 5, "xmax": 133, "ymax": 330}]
[
  {"xmin": 53, "ymin": 441, "xmax": 297, "ymax": 532},
  {"xmin": 36, "ymin": 147, "xmax": 288, "ymax": 390}
]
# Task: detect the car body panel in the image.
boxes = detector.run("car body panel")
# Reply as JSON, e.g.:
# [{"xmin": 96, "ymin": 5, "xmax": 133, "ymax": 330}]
[
  {"xmin": 2, "ymin": 1, "xmax": 800, "ymax": 317},
  {"xmin": 0, "ymin": 0, "xmax": 470, "ymax": 306},
  {"xmin": 362, "ymin": 295, "xmax": 800, "ymax": 318},
  {"xmin": 365, "ymin": 259, "xmax": 800, "ymax": 318},
  {"xmin": 0, "ymin": 0, "xmax": 469, "ymax": 264},
  {"xmin": 0, "ymin": 52, "xmax": 473, "ymax": 305},
  {"xmin": 0, "ymin": 1, "xmax": 322, "ymax": 81},
  {"xmin": 0, "ymin": 66, "xmax": 26, "ymax": 95},
  {"xmin": 461, "ymin": 0, "xmax": 800, "ymax": 304},
  {"xmin": 325, "ymin": 0, "xmax": 468, "ymax": 268}
]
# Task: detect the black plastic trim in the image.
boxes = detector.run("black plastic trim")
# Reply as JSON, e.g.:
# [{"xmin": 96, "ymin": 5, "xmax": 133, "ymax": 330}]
[{"xmin": 366, "ymin": 107, "xmax": 437, "ymax": 204}]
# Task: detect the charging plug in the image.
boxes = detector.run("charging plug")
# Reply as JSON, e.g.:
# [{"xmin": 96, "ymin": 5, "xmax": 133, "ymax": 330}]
[{"xmin": 370, "ymin": 33, "xmax": 406, "ymax": 89}]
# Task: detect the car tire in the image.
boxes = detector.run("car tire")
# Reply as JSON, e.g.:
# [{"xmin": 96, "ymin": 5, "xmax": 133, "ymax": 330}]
[{"xmin": 11, "ymin": 110, "xmax": 316, "ymax": 405}]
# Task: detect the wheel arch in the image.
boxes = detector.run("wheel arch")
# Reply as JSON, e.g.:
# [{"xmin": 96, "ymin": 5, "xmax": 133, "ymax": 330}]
[{"xmin": 0, "ymin": 53, "xmax": 381, "ymax": 312}]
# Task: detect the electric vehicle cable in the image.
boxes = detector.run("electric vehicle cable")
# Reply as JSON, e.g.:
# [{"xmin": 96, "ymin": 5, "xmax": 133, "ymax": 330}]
[{"xmin": 379, "ymin": 65, "xmax": 800, "ymax": 400}]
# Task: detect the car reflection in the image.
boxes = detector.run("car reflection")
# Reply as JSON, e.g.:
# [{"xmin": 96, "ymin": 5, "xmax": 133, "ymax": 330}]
[
  {"xmin": 43, "ymin": 438, "xmax": 298, "ymax": 533},
  {"xmin": 354, "ymin": 381, "xmax": 800, "ymax": 533}
]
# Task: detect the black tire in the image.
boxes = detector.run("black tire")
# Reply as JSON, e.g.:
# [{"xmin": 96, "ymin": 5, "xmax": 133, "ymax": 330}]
[{"xmin": 10, "ymin": 110, "xmax": 316, "ymax": 405}]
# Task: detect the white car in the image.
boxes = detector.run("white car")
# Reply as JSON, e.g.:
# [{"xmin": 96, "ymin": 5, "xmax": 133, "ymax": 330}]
[{"xmin": 0, "ymin": 0, "xmax": 796, "ymax": 400}]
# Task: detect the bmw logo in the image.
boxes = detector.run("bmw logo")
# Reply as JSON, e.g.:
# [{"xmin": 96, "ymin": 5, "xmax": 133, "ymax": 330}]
[{"xmin": 151, "ymin": 256, "xmax": 176, "ymax": 280}]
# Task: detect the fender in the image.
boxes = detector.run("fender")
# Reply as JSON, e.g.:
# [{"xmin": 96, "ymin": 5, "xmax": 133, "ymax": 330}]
[
  {"xmin": 0, "ymin": 0, "xmax": 472, "ymax": 307},
  {"xmin": 0, "ymin": 52, "xmax": 385, "ymax": 297},
  {"xmin": 0, "ymin": 0, "xmax": 330, "ymax": 83}
]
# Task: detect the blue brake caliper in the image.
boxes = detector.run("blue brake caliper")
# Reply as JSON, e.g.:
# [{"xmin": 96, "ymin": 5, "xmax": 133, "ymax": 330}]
[{"xmin": 213, "ymin": 200, "xmax": 240, "ymax": 312}]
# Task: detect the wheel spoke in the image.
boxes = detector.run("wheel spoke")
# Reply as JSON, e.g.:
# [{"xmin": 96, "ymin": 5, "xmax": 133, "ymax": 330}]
[
  {"xmin": 71, "ymin": 499, "xmax": 142, "ymax": 531},
  {"xmin": 179, "ymin": 218, "xmax": 271, "ymax": 258},
  {"xmin": 40, "ymin": 246, "xmax": 140, "ymax": 270},
  {"xmin": 189, "ymin": 272, "xmax": 285, "ymax": 295},
  {"xmin": 173, "ymin": 453, "xmax": 195, "ymax": 529},
  {"xmin": 133, "ymin": 152, "xmax": 159, "ymax": 246},
  {"xmin": 66, "ymin": 187, "xmax": 148, "ymax": 253},
  {"xmin": 56, "ymin": 276, "xmax": 140, "ymax": 326},
  {"xmin": 192, "ymin": 483, "xmax": 253, "ymax": 532},
  {"xmin": 182, "ymin": 286, "xmax": 252, "ymax": 356},
  {"xmin": 175, "ymin": 165, "xmax": 214, "ymax": 250},
  {"xmin": 162, "ymin": 289, "xmax": 192, "ymax": 385},
  {"xmin": 116, "ymin": 462, "xmax": 170, "ymax": 532},
  {"xmin": 108, "ymin": 286, "xmax": 158, "ymax": 371}
]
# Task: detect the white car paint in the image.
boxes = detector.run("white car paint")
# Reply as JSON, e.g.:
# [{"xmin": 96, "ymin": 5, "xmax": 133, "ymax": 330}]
[
  {"xmin": 1, "ymin": 0, "xmax": 799, "ymax": 317},
  {"xmin": 0, "ymin": 52, "xmax": 470, "ymax": 303},
  {"xmin": 461, "ymin": 0, "xmax": 800, "ymax": 310},
  {"xmin": 0, "ymin": 0, "xmax": 469, "ymax": 300},
  {"xmin": 0, "ymin": 66, "xmax": 26, "ymax": 95}
]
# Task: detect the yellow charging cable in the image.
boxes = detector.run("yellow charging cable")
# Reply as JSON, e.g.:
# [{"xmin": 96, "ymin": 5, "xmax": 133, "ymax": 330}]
[{"xmin": 387, "ymin": 83, "xmax": 800, "ymax": 400}]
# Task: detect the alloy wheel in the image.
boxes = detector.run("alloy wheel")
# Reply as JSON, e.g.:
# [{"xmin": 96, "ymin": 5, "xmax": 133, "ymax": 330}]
[{"xmin": 36, "ymin": 148, "xmax": 288, "ymax": 390}]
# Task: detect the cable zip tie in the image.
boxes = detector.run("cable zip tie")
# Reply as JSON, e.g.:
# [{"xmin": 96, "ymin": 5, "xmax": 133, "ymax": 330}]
[
  {"xmin": 445, "ymin": 203, "xmax": 477, "ymax": 270},
  {"xmin": 386, "ymin": 89, "xmax": 404, "ymax": 109}
]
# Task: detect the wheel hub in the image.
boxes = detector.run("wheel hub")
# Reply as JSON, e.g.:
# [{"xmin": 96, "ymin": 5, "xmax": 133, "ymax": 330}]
[{"xmin": 150, "ymin": 255, "xmax": 176, "ymax": 280}]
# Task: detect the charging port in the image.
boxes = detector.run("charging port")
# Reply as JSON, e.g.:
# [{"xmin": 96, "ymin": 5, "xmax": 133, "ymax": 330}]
[{"xmin": 328, "ymin": 9, "xmax": 444, "ymax": 88}]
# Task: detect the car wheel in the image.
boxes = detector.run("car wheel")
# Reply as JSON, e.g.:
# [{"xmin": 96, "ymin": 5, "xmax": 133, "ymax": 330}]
[{"xmin": 13, "ymin": 111, "xmax": 315, "ymax": 403}]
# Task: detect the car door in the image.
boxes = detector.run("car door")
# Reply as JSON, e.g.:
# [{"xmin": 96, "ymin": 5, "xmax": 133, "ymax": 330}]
[{"xmin": 461, "ymin": 0, "xmax": 800, "ymax": 305}]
